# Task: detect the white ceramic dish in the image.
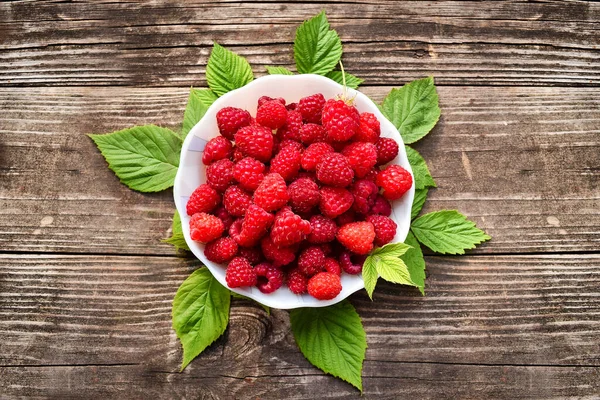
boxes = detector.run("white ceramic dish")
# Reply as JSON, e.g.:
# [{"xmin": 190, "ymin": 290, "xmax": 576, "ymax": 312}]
[{"xmin": 173, "ymin": 74, "xmax": 414, "ymax": 309}]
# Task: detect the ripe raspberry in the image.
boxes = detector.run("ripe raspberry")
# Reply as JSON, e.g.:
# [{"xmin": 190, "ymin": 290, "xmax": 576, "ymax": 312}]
[
  {"xmin": 277, "ymin": 139, "xmax": 304, "ymax": 154},
  {"xmin": 351, "ymin": 179, "xmax": 379, "ymax": 214},
  {"xmin": 299, "ymin": 123, "xmax": 327, "ymax": 145},
  {"xmin": 270, "ymin": 207, "xmax": 311, "ymax": 247},
  {"xmin": 319, "ymin": 187, "xmax": 354, "ymax": 219},
  {"xmin": 301, "ymin": 142, "xmax": 334, "ymax": 172},
  {"xmin": 206, "ymin": 159, "xmax": 234, "ymax": 192},
  {"xmin": 256, "ymin": 100, "xmax": 288, "ymax": 130},
  {"xmin": 369, "ymin": 194, "xmax": 392, "ymax": 217},
  {"xmin": 202, "ymin": 136, "xmax": 233, "ymax": 165},
  {"xmin": 297, "ymin": 93, "xmax": 326, "ymax": 124},
  {"xmin": 307, "ymin": 215, "xmax": 337, "ymax": 244},
  {"xmin": 254, "ymin": 262, "xmax": 284, "ymax": 293},
  {"xmin": 189, "ymin": 212, "xmax": 225, "ymax": 243},
  {"xmin": 307, "ymin": 272, "xmax": 342, "ymax": 300},
  {"xmin": 324, "ymin": 258, "xmax": 342, "ymax": 275},
  {"xmin": 236, "ymin": 204, "xmax": 274, "ymax": 247},
  {"xmin": 322, "ymin": 99, "xmax": 360, "ymax": 142},
  {"xmin": 204, "ymin": 236, "xmax": 238, "ymax": 264},
  {"xmin": 366, "ymin": 215, "xmax": 397, "ymax": 246},
  {"xmin": 238, "ymin": 246, "xmax": 264, "ymax": 265},
  {"xmin": 286, "ymin": 102, "xmax": 298, "ymax": 111},
  {"xmin": 229, "ymin": 218, "xmax": 243, "ymax": 241},
  {"xmin": 287, "ymin": 268, "xmax": 308, "ymax": 294},
  {"xmin": 223, "ymin": 185, "xmax": 252, "ymax": 217},
  {"xmin": 253, "ymin": 173, "xmax": 289, "ymax": 212},
  {"xmin": 376, "ymin": 165, "xmax": 413, "ymax": 200},
  {"xmin": 363, "ymin": 168, "xmax": 380, "ymax": 183},
  {"xmin": 270, "ymin": 145, "xmax": 302, "ymax": 182},
  {"xmin": 342, "ymin": 142, "xmax": 378, "ymax": 178},
  {"xmin": 232, "ymin": 147, "xmax": 245, "ymax": 163},
  {"xmin": 298, "ymin": 246, "xmax": 326, "ymax": 277},
  {"xmin": 258, "ymin": 96, "xmax": 285, "ymax": 108},
  {"xmin": 339, "ymin": 251, "xmax": 366, "ymax": 274},
  {"xmin": 277, "ymin": 110, "xmax": 303, "ymax": 141},
  {"xmin": 214, "ymin": 205, "xmax": 234, "ymax": 231},
  {"xmin": 216, "ymin": 107, "xmax": 252, "ymax": 140},
  {"xmin": 337, "ymin": 221, "xmax": 376, "ymax": 255},
  {"xmin": 233, "ymin": 157, "xmax": 265, "ymax": 192},
  {"xmin": 376, "ymin": 137, "xmax": 399, "ymax": 165},
  {"xmin": 335, "ymin": 210, "xmax": 357, "ymax": 227},
  {"xmin": 234, "ymin": 125, "xmax": 274, "ymax": 163},
  {"xmin": 261, "ymin": 236, "xmax": 297, "ymax": 267},
  {"xmin": 186, "ymin": 184, "xmax": 220, "ymax": 215},
  {"xmin": 225, "ymin": 257, "xmax": 257, "ymax": 288},
  {"xmin": 356, "ymin": 112, "xmax": 381, "ymax": 143},
  {"xmin": 288, "ymin": 177, "xmax": 320, "ymax": 214},
  {"xmin": 316, "ymin": 153, "xmax": 354, "ymax": 187}
]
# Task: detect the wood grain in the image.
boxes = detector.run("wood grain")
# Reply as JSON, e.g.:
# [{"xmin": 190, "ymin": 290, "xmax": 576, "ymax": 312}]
[
  {"xmin": 1, "ymin": 1, "xmax": 599, "ymax": 86},
  {"xmin": 1, "ymin": 86, "xmax": 598, "ymax": 255},
  {"xmin": 1, "ymin": 253, "xmax": 599, "ymax": 398}
]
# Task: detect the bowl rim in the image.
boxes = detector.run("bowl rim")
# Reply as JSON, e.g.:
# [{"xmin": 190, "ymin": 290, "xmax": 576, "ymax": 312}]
[{"xmin": 173, "ymin": 73, "xmax": 414, "ymax": 309}]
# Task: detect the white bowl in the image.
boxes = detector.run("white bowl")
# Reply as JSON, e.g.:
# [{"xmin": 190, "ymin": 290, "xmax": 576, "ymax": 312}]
[{"xmin": 173, "ymin": 74, "xmax": 414, "ymax": 309}]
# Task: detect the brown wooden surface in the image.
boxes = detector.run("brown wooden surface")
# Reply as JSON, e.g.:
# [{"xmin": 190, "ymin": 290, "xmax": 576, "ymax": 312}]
[{"xmin": 1, "ymin": 1, "xmax": 599, "ymax": 399}]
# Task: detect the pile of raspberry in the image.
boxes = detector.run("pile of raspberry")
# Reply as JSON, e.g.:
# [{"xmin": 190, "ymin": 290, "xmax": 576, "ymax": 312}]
[{"xmin": 186, "ymin": 94, "xmax": 412, "ymax": 301}]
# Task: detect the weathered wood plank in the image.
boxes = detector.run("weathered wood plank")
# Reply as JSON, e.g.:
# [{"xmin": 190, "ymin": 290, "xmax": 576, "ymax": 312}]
[
  {"xmin": 1, "ymin": 86, "xmax": 598, "ymax": 255},
  {"xmin": 1, "ymin": 1, "xmax": 599, "ymax": 86}
]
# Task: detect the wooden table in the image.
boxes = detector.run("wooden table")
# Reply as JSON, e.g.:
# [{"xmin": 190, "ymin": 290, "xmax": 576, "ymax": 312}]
[{"xmin": 1, "ymin": 1, "xmax": 599, "ymax": 398}]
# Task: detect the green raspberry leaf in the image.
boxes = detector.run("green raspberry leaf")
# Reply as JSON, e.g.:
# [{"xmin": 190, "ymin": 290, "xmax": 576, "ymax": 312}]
[
  {"xmin": 325, "ymin": 71, "xmax": 364, "ymax": 89},
  {"xmin": 381, "ymin": 77, "xmax": 441, "ymax": 144},
  {"xmin": 411, "ymin": 188, "xmax": 429, "ymax": 220},
  {"xmin": 370, "ymin": 242, "xmax": 412, "ymax": 259},
  {"xmin": 266, "ymin": 66, "xmax": 294, "ymax": 75},
  {"xmin": 88, "ymin": 125, "xmax": 182, "ymax": 192},
  {"xmin": 290, "ymin": 300, "xmax": 366, "ymax": 392},
  {"xmin": 405, "ymin": 146, "xmax": 436, "ymax": 189},
  {"xmin": 362, "ymin": 257, "xmax": 378, "ymax": 300},
  {"xmin": 162, "ymin": 210, "xmax": 190, "ymax": 251},
  {"xmin": 172, "ymin": 268, "xmax": 230, "ymax": 371},
  {"xmin": 294, "ymin": 11, "xmax": 343, "ymax": 75},
  {"xmin": 401, "ymin": 232, "xmax": 426, "ymax": 295},
  {"xmin": 182, "ymin": 88, "xmax": 218, "ymax": 140},
  {"xmin": 206, "ymin": 43, "xmax": 254, "ymax": 97},
  {"xmin": 411, "ymin": 210, "xmax": 491, "ymax": 255},
  {"xmin": 364, "ymin": 242, "xmax": 418, "ymax": 294}
]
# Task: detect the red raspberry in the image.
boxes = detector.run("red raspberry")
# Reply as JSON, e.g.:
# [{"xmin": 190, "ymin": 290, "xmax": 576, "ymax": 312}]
[
  {"xmin": 277, "ymin": 110, "xmax": 303, "ymax": 141},
  {"xmin": 324, "ymin": 257, "xmax": 342, "ymax": 275},
  {"xmin": 351, "ymin": 179, "xmax": 379, "ymax": 215},
  {"xmin": 223, "ymin": 185, "xmax": 252, "ymax": 217},
  {"xmin": 363, "ymin": 168, "xmax": 380, "ymax": 182},
  {"xmin": 236, "ymin": 204, "xmax": 274, "ymax": 247},
  {"xmin": 376, "ymin": 137, "xmax": 399, "ymax": 165},
  {"xmin": 316, "ymin": 153, "xmax": 354, "ymax": 187},
  {"xmin": 229, "ymin": 218, "xmax": 243, "ymax": 240},
  {"xmin": 307, "ymin": 272, "xmax": 342, "ymax": 300},
  {"xmin": 189, "ymin": 212, "xmax": 225, "ymax": 243},
  {"xmin": 261, "ymin": 236, "xmax": 297, "ymax": 267},
  {"xmin": 216, "ymin": 107, "xmax": 252, "ymax": 140},
  {"xmin": 297, "ymin": 93, "xmax": 326, "ymax": 124},
  {"xmin": 258, "ymin": 96, "xmax": 285, "ymax": 108},
  {"xmin": 342, "ymin": 142, "xmax": 378, "ymax": 178},
  {"xmin": 376, "ymin": 165, "xmax": 413, "ymax": 200},
  {"xmin": 232, "ymin": 147, "xmax": 245, "ymax": 163},
  {"xmin": 202, "ymin": 136, "xmax": 233, "ymax": 165},
  {"xmin": 298, "ymin": 246, "xmax": 326, "ymax": 277},
  {"xmin": 277, "ymin": 139, "xmax": 304, "ymax": 154},
  {"xmin": 225, "ymin": 257, "xmax": 257, "ymax": 288},
  {"xmin": 233, "ymin": 157, "xmax": 265, "ymax": 192},
  {"xmin": 204, "ymin": 236, "xmax": 238, "ymax": 264},
  {"xmin": 307, "ymin": 215, "xmax": 337, "ymax": 244},
  {"xmin": 286, "ymin": 102, "xmax": 298, "ymax": 111},
  {"xmin": 339, "ymin": 251, "xmax": 366, "ymax": 275},
  {"xmin": 355, "ymin": 112, "xmax": 381, "ymax": 143},
  {"xmin": 186, "ymin": 184, "xmax": 220, "ymax": 215},
  {"xmin": 322, "ymin": 99, "xmax": 360, "ymax": 142},
  {"xmin": 253, "ymin": 173, "xmax": 289, "ymax": 212},
  {"xmin": 270, "ymin": 208, "xmax": 311, "ymax": 247},
  {"xmin": 366, "ymin": 215, "xmax": 397, "ymax": 247},
  {"xmin": 337, "ymin": 221, "xmax": 375, "ymax": 255},
  {"xmin": 206, "ymin": 159, "xmax": 234, "ymax": 192},
  {"xmin": 270, "ymin": 145, "xmax": 302, "ymax": 182},
  {"xmin": 287, "ymin": 268, "xmax": 308, "ymax": 294},
  {"xmin": 335, "ymin": 210, "xmax": 357, "ymax": 227},
  {"xmin": 369, "ymin": 194, "xmax": 392, "ymax": 217},
  {"xmin": 299, "ymin": 123, "xmax": 327, "ymax": 145},
  {"xmin": 256, "ymin": 100, "xmax": 288, "ymax": 130},
  {"xmin": 238, "ymin": 246, "xmax": 264, "ymax": 265},
  {"xmin": 319, "ymin": 187, "xmax": 354, "ymax": 219},
  {"xmin": 214, "ymin": 205, "xmax": 234, "ymax": 231},
  {"xmin": 301, "ymin": 142, "xmax": 334, "ymax": 172},
  {"xmin": 288, "ymin": 177, "xmax": 320, "ymax": 214},
  {"xmin": 234, "ymin": 125, "xmax": 274, "ymax": 163},
  {"xmin": 254, "ymin": 263, "xmax": 284, "ymax": 294}
]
